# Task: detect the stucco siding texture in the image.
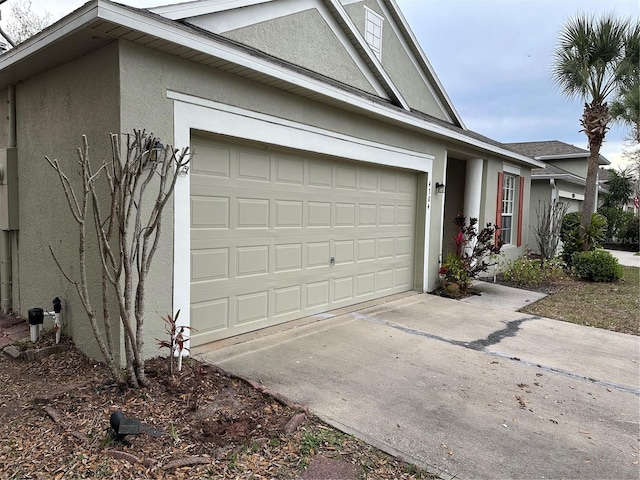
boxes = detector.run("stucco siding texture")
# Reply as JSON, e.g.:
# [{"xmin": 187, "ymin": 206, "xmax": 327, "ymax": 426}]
[
  {"xmin": 222, "ymin": 8, "xmax": 378, "ymax": 95},
  {"xmin": 16, "ymin": 42, "xmax": 121, "ymax": 361},
  {"xmin": 0, "ymin": 88, "xmax": 8, "ymax": 146},
  {"xmin": 545, "ymin": 158, "xmax": 587, "ymax": 179},
  {"xmin": 343, "ymin": 0, "xmax": 449, "ymax": 120}
]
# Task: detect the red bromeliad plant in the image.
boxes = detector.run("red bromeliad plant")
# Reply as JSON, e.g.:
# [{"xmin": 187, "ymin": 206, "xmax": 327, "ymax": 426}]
[{"xmin": 439, "ymin": 214, "xmax": 503, "ymax": 295}]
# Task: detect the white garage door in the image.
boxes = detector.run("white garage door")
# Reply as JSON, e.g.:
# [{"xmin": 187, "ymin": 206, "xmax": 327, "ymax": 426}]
[{"xmin": 190, "ymin": 136, "xmax": 418, "ymax": 346}]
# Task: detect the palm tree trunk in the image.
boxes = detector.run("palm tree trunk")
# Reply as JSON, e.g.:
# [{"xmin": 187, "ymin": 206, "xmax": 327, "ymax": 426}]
[{"xmin": 579, "ymin": 101, "xmax": 610, "ymax": 250}]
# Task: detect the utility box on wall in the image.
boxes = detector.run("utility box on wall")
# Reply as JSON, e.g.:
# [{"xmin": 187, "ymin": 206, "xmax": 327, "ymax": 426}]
[{"xmin": 0, "ymin": 148, "xmax": 19, "ymax": 230}]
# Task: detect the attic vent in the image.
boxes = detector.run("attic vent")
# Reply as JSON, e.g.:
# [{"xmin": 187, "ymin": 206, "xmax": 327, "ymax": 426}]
[{"xmin": 364, "ymin": 6, "xmax": 383, "ymax": 61}]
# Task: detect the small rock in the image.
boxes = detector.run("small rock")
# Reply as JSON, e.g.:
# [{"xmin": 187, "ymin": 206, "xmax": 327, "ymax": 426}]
[
  {"xmin": 3, "ymin": 345, "xmax": 21, "ymax": 359},
  {"xmin": 284, "ymin": 412, "xmax": 306, "ymax": 434}
]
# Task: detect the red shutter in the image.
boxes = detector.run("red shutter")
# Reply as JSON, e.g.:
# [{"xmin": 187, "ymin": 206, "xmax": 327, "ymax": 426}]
[
  {"xmin": 517, "ymin": 176, "xmax": 525, "ymax": 247},
  {"xmin": 495, "ymin": 172, "xmax": 504, "ymax": 243}
]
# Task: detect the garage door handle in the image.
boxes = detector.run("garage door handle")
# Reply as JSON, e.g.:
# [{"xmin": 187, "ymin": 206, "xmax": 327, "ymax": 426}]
[{"xmin": 330, "ymin": 256, "xmax": 335, "ymax": 266}]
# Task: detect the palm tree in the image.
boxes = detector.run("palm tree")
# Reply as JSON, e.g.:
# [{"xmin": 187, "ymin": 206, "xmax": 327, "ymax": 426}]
[
  {"xmin": 611, "ymin": 79, "xmax": 640, "ymax": 144},
  {"xmin": 601, "ymin": 167, "xmax": 634, "ymax": 208},
  {"xmin": 552, "ymin": 14, "xmax": 639, "ymax": 249}
]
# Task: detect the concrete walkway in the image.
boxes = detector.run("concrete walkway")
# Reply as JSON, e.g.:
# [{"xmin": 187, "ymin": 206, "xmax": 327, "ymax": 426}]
[
  {"xmin": 606, "ymin": 249, "xmax": 640, "ymax": 268},
  {"xmin": 196, "ymin": 294, "xmax": 640, "ymax": 480}
]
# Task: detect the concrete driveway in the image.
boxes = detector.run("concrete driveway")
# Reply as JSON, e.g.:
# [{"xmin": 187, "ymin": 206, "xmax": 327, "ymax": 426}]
[{"xmin": 195, "ymin": 293, "xmax": 640, "ymax": 480}]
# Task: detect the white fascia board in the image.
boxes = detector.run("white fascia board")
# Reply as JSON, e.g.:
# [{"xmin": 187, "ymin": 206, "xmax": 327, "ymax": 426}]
[
  {"xmin": 151, "ymin": 0, "xmax": 276, "ymax": 19},
  {"xmin": 558, "ymin": 190, "xmax": 585, "ymax": 201},
  {"xmin": 324, "ymin": 0, "xmax": 410, "ymax": 110},
  {"xmin": 535, "ymin": 152, "xmax": 610, "ymax": 166},
  {"xmin": 532, "ymin": 173, "xmax": 586, "ymax": 186},
  {"xmin": 503, "ymin": 163, "xmax": 521, "ymax": 176},
  {"xmin": 534, "ymin": 153, "xmax": 588, "ymax": 160},
  {"xmin": 5, "ymin": 0, "xmax": 540, "ymax": 168},
  {"xmin": 382, "ymin": 0, "xmax": 465, "ymax": 129}
]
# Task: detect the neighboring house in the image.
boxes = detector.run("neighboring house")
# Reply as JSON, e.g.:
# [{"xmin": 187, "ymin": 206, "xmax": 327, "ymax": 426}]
[
  {"xmin": 0, "ymin": 0, "xmax": 542, "ymax": 360},
  {"xmin": 506, "ymin": 140, "xmax": 610, "ymax": 218}
]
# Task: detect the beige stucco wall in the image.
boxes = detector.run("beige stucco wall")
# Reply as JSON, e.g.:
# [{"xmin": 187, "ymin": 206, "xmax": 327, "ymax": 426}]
[
  {"xmin": 222, "ymin": 8, "xmax": 377, "ymax": 95},
  {"xmin": 546, "ymin": 158, "xmax": 588, "ymax": 178},
  {"xmin": 343, "ymin": 1, "xmax": 448, "ymax": 120},
  {"xmin": 13, "ymin": 42, "xmax": 121, "ymax": 361}
]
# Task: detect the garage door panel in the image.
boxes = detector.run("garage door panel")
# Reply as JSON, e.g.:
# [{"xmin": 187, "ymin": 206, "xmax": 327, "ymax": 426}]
[
  {"xmin": 275, "ymin": 200, "xmax": 303, "ymax": 228},
  {"xmin": 308, "ymin": 202, "xmax": 331, "ymax": 227},
  {"xmin": 191, "ymin": 298, "xmax": 229, "ymax": 332},
  {"xmin": 356, "ymin": 273, "xmax": 375, "ymax": 297},
  {"xmin": 236, "ymin": 290, "xmax": 269, "ymax": 324},
  {"xmin": 274, "ymin": 285, "xmax": 302, "ymax": 317},
  {"xmin": 308, "ymin": 161, "xmax": 334, "ymax": 187},
  {"xmin": 236, "ymin": 198, "xmax": 269, "ymax": 228},
  {"xmin": 275, "ymin": 244, "xmax": 303, "ymax": 272},
  {"xmin": 237, "ymin": 149, "xmax": 271, "ymax": 181},
  {"xmin": 336, "ymin": 165, "xmax": 357, "ymax": 190},
  {"xmin": 333, "ymin": 276, "xmax": 354, "ymax": 302},
  {"xmin": 380, "ymin": 172, "xmax": 397, "ymax": 193},
  {"xmin": 307, "ymin": 280, "xmax": 330, "ymax": 308},
  {"xmin": 377, "ymin": 269, "xmax": 394, "ymax": 292},
  {"xmin": 192, "ymin": 142, "xmax": 231, "ymax": 177},
  {"xmin": 190, "ymin": 136, "xmax": 417, "ymax": 346},
  {"xmin": 191, "ymin": 196, "xmax": 230, "ymax": 228},
  {"xmin": 191, "ymin": 248, "xmax": 229, "ymax": 281},
  {"xmin": 275, "ymin": 156, "xmax": 305, "ymax": 185}
]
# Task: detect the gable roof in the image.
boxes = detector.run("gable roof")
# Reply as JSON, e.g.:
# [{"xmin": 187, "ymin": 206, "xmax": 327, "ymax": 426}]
[
  {"xmin": 151, "ymin": 0, "xmax": 464, "ymax": 127},
  {"xmin": 505, "ymin": 140, "xmax": 611, "ymax": 166},
  {"xmin": 0, "ymin": 0, "xmax": 542, "ymax": 168}
]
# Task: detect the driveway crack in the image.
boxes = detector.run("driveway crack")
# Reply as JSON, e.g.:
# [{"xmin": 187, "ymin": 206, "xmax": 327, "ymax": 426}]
[
  {"xmin": 465, "ymin": 317, "xmax": 531, "ymax": 350},
  {"xmin": 350, "ymin": 312, "xmax": 533, "ymax": 351}
]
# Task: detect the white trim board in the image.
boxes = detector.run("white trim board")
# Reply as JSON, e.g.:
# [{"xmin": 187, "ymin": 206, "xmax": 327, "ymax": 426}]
[
  {"xmin": 558, "ymin": 190, "xmax": 584, "ymax": 201},
  {"xmin": 170, "ymin": 90, "xmax": 434, "ymax": 333}
]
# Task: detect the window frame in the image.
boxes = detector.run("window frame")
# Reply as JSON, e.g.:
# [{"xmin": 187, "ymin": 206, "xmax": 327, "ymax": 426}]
[
  {"xmin": 364, "ymin": 6, "xmax": 383, "ymax": 61},
  {"xmin": 501, "ymin": 173, "xmax": 516, "ymax": 245}
]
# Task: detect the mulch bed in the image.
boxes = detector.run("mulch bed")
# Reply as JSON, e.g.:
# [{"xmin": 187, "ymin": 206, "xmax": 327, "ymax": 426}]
[{"xmin": 0, "ymin": 338, "xmax": 436, "ymax": 479}]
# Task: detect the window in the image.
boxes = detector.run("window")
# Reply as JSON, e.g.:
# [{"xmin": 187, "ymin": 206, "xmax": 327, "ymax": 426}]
[
  {"xmin": 501, "ymin": 174, "xmax": 515, "ymax": 244},
  {"xmin": 365, "ymin": 7, "xmax": 383, "ymax": 61}
]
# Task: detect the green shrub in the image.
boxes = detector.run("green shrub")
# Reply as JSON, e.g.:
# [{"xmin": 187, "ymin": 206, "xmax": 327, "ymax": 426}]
[
  {"xmin": 622, "ymin": 216, "xmax": 639, "ymax": 251},
  {"xmin": 598, "ymin": 206, "xmax": 633, "ymax": 240},
  {"xmin": 500, "ymin": 257, "xmax": 565, "ymax": 287},
  {"xmin": 560, "ymin": 212, "xmax": 582, "ymax": 242},
  {"xmin": 572, "ymin": 250, "xmax": 623, "ymax": 282},
  {"xmin": 560, "ymin": 212, "xmax": 607, "ymax": 264}
]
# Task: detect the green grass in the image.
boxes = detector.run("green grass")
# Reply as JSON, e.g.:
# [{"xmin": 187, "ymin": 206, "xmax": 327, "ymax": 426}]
[{"xmin": 520, "ymin": 266, "xmax": 639, "ymax": 335}]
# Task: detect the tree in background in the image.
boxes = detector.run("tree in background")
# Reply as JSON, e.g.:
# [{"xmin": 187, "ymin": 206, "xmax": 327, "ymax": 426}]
[
  {"xmin": 0, "ymin": 0, "xmax": 51, "ymax": 46},
  {"xmin": 601, "ymin": 167, "xmax": 634, "ymax": 209},
  {"xmin": 611, "ymin": 77, "xmax": 640, "ymax": 209},
  {"xmin": 611, "ymin": 79, "xmax": 640, "ymax": 144},
  {"xmin": 552, "ymin": 14, "xmax": 639, "ymax": 249}
]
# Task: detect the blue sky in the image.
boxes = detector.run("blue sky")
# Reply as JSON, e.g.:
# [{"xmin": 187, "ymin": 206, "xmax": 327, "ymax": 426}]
[{"xmin": 20, "ymin": 0, "xmax": 640, "ymax": 167}]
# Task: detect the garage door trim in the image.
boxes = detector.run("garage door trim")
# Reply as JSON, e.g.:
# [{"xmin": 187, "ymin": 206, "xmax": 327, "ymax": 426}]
[{"xmin": 170, "ymin": 92, "xmax": 433, "ymax": 344}]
